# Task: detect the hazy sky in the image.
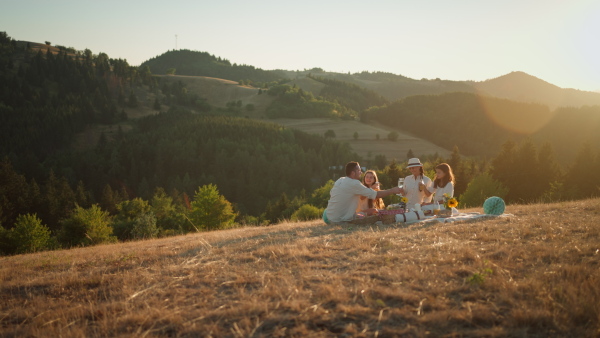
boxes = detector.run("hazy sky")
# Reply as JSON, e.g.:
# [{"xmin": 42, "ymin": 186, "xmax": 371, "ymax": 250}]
[{"xmin": 2, "ymin": 0, "xmax": 599, "ymax": 91}]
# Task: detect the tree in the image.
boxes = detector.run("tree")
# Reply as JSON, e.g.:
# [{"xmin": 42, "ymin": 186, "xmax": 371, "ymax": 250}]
[
  {"xmin": 353, "ymin": 131, "xmax": 359, "ymax": 140},
  {"xmin": 406, "ymin": 149, "xmax": 415, "ymax": 159},
  {"xmin": 11, "ymin": 214, "xmax": 53, "ymax": 254},
  {"xmin": 565, "ymin": 142, "xmax": 597, "ymax": 199},
  {"xmin": 128, "ymin": 90, "xmax": 139, "ymax": 108},
  {"xmin": 459, "ymin": 173, "xmax": 509, "ymax": 208},
  {"xmin": 153, "ymin": 98, "xmax": 161, "ymax": 111},
  {"xmin": 131, "ymin": 212, "xmax": 158, "ymax": 239},
  {"xmin": 324, "ymin": 129, "xmax": 336, "ymax": 139},
  {"xmin": 112, "ymin": 198, "xmax": 152, "ymax": 240},
  {"xmin": 189, "ymin": 184, "xmax": 236, "ymax": 231},
  {"xmin": 58, "ymin": 205, "xmax": 116, "ymax": 247},
  {"xmin": 166, "ymin": 68, "xmax": 176, "ymax": 75},
  {"xmin": 387, "ymin": 131, "xmax": 399, "ymax": 142},
  {"xmin": 308, "ymin": 180, "xmax": 335, "ymax": 208}
]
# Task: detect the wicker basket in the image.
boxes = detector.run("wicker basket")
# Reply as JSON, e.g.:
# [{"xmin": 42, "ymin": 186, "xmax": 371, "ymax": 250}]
[
  {"xmin": 350, "ymin": 215, "xmax": 380, "ymax": 225},
  {"xmin": 378, "ymin": 209, "xmax": 406, "ymax": 224}
]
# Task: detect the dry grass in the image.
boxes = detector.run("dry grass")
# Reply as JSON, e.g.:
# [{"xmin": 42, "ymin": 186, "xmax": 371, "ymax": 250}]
[{"xmin": 2, "ymin": 199, "xmax": 599, "ymax": 337}]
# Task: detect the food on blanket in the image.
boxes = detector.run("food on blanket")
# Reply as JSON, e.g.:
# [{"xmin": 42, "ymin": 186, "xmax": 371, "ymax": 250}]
[{"xmin": 483, "ymin": 196, "xmax": 505, "ymax": 215}]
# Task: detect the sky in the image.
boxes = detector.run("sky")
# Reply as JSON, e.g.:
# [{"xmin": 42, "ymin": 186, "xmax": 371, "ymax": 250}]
[{"xmin": 2, "ymin": 0, "xmax": 599, "ymax": 92}]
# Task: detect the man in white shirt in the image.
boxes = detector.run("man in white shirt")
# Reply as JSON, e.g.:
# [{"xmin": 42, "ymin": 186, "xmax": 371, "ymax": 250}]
[{"xmin": 324, "ymin": 162, "xmax": 402, "ymax": 223}]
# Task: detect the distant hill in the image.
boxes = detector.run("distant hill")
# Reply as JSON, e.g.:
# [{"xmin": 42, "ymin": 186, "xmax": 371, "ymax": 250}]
[
  {"xmin": 139, "ymin": 50, "xmax": 600, "ymax": 110},
  {"xmin": 472, "ymin": 71, "xmax": 600, "ymax": 109},
  {"xmin": 140, "ymin": 50, "xmax": 288, "ymax": 85}
]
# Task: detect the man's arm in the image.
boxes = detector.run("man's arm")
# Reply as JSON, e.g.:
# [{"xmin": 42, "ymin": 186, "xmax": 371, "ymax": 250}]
[{"xmin": 375, "ymin": 186, "xmax": 402, "ymax": 199}]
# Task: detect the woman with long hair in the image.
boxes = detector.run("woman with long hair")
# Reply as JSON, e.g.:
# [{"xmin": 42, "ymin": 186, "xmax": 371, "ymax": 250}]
[
  {"xmin": 356, "ymin": 170, "xmax": 385, "ymax": 214},
  {"xmin": 424, "ymin": 163, "xmax": 455, "ymax": 203}
]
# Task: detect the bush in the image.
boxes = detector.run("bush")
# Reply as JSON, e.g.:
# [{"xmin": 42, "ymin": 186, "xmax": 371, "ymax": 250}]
[
  {"xmin": 131, "ymin": 212, "xmax": 159, "ymax": 239},
  {"xmin": 459, "ymin": 173, "xmax": 509, "ymax": 208},
  {"xmin": 190, "ymin": 184, "xmax": 236, "ymax": 231},
  {"xmin": 291, "ymin": 204, "xmax": 324, "ymax": 222},
  {"xmin": 11, "ymin": 214, "xmax": 53, "ymax": 254},
  {"xmin": 59, "ymin": 205, "xmax": 116, "ymax": 247},
  {"xmin": 112, "ymin": 198, "xmax": 152, "ymax": 240},
  {"xmin": 309, "ymin": 180, "xmax": 335, "ymax": 208}
]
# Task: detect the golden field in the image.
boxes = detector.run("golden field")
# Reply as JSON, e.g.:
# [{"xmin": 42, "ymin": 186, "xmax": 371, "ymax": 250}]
[{"xmin": 2, "ymin": 199, "xmax": 598, "ymax": 337}]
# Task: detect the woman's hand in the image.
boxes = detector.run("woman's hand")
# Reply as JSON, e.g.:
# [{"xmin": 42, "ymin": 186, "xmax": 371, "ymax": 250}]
[{"xmin": 372, "ymin": 182, "xmax": 381, "ymax": 190}]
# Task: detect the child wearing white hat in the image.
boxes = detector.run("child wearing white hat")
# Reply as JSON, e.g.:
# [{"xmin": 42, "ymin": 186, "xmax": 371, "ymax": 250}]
[{"xmin": 399, "ymin": 158, "xmax": 433, "ymax": 207}]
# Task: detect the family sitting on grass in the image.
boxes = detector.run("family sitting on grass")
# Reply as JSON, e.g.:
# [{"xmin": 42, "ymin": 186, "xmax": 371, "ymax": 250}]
[{"xmin": 323, "ymin": 158, "xmax": 455, "ymax": 224}]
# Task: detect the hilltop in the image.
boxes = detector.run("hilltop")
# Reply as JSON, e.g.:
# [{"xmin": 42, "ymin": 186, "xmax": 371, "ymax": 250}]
[
  {"xmin": 143, "ymin": 50, "xmax": 600, "ymax": 110},
  {"xmin": 2, "ymin": 198, "xmax": 599, "ymax": 336},
  {"xmin": 473, "ymin": 71, "xmax": 600, "ymax": 109}
]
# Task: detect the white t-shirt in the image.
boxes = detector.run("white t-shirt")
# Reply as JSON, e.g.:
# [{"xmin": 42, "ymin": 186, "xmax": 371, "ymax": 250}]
[
  {"xmin": 325, "ymin": 177, "xmax": 377, "ymax": 223},
  {"xmin": 403, "ymin": 175, "xmax": 433, "ymax": 207},
  {"xmin": 428, "ymin": 181, "xmax": 454, "ymax": 203}
]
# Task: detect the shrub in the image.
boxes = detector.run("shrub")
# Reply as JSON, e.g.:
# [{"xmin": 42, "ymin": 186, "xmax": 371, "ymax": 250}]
[
  {"xmin": 131, "ymin": 212, "xmax": 159, "ymax": 239},
  {"xmin": 11, "ymin": 214, "xmax": 53, "ymax": 254},
  {"xmin": 291, "ymin": 204, "xmax": 323, "ymax": 222},
  {"xmin": 58, "ymin": 204, "xmax": 116, "ymax": 247},
  {"xmin": 112, "ymin": 198, "xmax": 152, "ymax": 240},
  {"xmin": 189, "ymin": 184, "xmax": 236, "ymax": 231}
]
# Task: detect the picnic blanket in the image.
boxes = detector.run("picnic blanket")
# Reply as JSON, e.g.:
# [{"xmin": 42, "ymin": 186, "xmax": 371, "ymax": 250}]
[{"xmin": 399, "ymin": 211, "xmax": 514, "ymax": 225}]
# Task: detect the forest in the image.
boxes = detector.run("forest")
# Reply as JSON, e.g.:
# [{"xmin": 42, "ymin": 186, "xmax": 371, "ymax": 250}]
[
  {"xmin": 140, "ymin": 49, "xmax": 287, "ymax": 86},
  {"xmin": 1, "ymin": 31, "xmax": 599, "ymax": 256},
  {"xmin": 364, "ymin": 92, "xmax": 600, "ymax": 162}
]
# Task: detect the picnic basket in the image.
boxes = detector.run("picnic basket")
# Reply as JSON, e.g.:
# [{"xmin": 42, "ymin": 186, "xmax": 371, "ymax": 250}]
[
  {"xmin": 378, "ymin": 209, "xmax": 406, "ymax": 224},
  {"xmin": 350, "ymin": 215, "xmax": 380, "ymax": 225}
]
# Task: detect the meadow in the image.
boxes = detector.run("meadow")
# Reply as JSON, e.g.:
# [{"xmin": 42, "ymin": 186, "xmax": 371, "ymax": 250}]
[{"xmin": 1, "ymin": 198, "xmax": 599, "ymax": 337}]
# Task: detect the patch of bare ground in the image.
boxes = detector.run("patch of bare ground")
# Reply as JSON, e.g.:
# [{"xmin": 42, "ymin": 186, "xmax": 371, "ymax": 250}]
[{"xmin": 2, "ymin": 199, "xmax": 598, "ymax": 337}]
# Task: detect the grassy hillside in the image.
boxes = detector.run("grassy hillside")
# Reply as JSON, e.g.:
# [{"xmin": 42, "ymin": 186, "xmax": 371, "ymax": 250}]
[
  {"xmin": 273, "ymin": 118, "xmax": 451, "ymax": 162},
  {"xmin": 2, "ymin": 198, "xmax": 598, "ymax": 337}
]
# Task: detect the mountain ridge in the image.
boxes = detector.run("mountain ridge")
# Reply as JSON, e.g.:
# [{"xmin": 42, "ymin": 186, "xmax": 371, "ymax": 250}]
[{"xmin": 142, "ymin": 50, "xmax": 600, "ymax": 110}]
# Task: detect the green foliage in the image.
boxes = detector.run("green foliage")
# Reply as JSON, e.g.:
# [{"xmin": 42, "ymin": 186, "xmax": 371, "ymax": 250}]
[
  {"xmin": 291, "ymin": 204, "xmax": 324, "ymax": 222},
  {"xmin": 72, "ymin": 111, "xmax": 354, "ymax": 218},
  {"xmin": 459, "ymin": 173, "xmax": 509, "ymax": 208},
  {"xmin": 266, "ymin": 85, "xmax": 354, "ymax": 119},
  {"xmin": 308, "ymin": 180, "xmax": 335, "ymax": 208},
  {"xmin": 131, "ymin": 212, "xmax": 159, "ymax": 239},
  {"xmin": 467, "ymin": 268, "xmax": 493, "ymax": 286},
  {"xmin": 112, "ymin": 198, "xmax": 152, "ymax": 240},
  {"xmin": 324, "ymin": 129, "xmax": 336, "ymax": 139},
  {"xmin": 11, "ymin": 214, "xmax": 53, "ymax": 254},
  {"xmin": 58, "ymin": 204, "xmax": 116, "ymax": 247},
  {"xmin": 0, "ymin": 32, "xmax": 130, "ymax": 162},
  {"xmin": 307, "ymin": 74, "xmax": 389, "ymax": 115},
  {"xmin": 367, "ymin": 92, "xmax": 549, "ymax": 157},
  {"xmin": 564, "ymin": 142, "xmax": 600, "ymax": 199},
  {"xmin": 387, "ymin": 131, "xmax": 399, "ymax": 142},
  {"xmin": 160, "ymin": 80, "xmax": 211, "ymax": 112},
  {"xmin": 490, "ymin": 139, "xmax": 568, "ymax": 204},
  {"xmin": 189, "ymin": 184, "xmax": 236, "ymax": 231},
  {"xmin": 141, "ymin": 49, "xmax": 287, "ymax": 84},
  {"xmin": 150, "ymin": 188, "xmax": 190, "ymax": 234}
]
